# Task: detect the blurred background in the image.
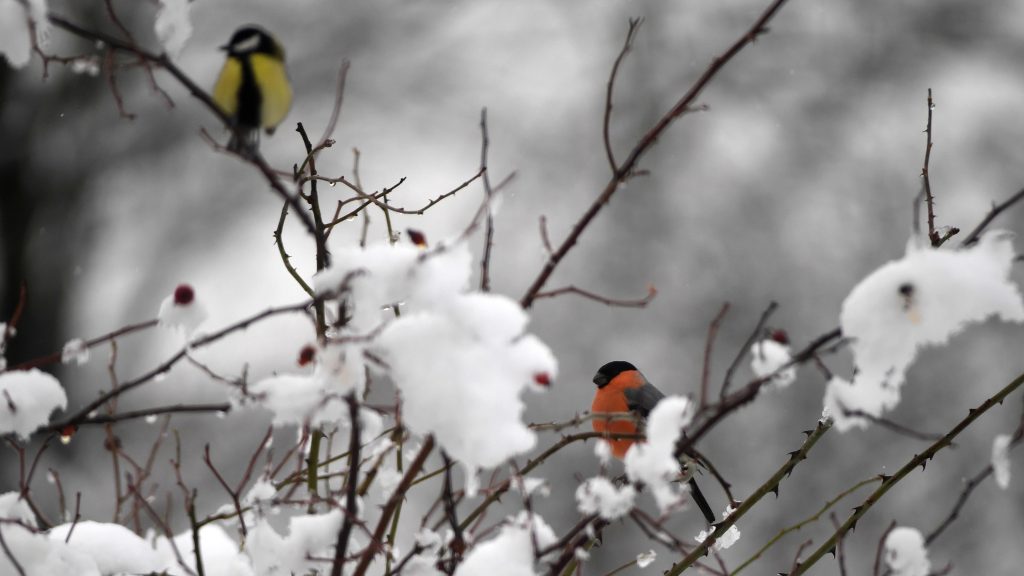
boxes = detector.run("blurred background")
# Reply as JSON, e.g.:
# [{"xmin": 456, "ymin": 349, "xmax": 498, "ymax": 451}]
[{"xmin": 2, "ymin": 0, "xmax": 1024, "ymax": 573}]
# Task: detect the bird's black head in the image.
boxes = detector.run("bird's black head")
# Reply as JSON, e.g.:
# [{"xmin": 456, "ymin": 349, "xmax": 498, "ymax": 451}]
[
  {"xmin": 221, "ymin": 26, "xmax": 284, "ymax": 59},
  {"xmin": 592, "ymin": 360, "xmax": 638, "ymax": 388}
]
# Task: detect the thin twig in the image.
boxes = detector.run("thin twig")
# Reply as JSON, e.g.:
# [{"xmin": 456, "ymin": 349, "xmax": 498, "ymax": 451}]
[
  {"xmin": 603, "ymin": 19, "xmax": 643, "ymax": 173},
  {"xmin": 479, "ymin": 108, "xmax": 495, "ymax": 292},
  {"xmin": 700, "ymin": 303, "xmax": 731, "ymax": 409},
  {"xmin": 520, "ymin": 0, "xmax": 792, "ymax": 309},
  {"xmin": 790, "ymin": 370, "xmax": 1024, "ymax": 575},
  {"xmin": 11, "ymin": 319, "xmax": 158, "ymax": 371},
  {"xmin": 913, "ymin": 89, "xmax": 939, "ymax": 245},
  {"xmin": 841, "ymin": 408, "xmax": 949, "ymax": 443},
  {"xmin": 352, "ymin": 436, "xmax": 436, "ymax": 576},
  {"xmin": 873, "ymin": 521, "xmax": 898, "ymax": 576},
  {"xmin": 960, "ymin": 187, "xmax": 1024, "ymax": 246},
  {"xmin": 331, "ymin": 395, "xmax": 362, "ymax": 576},
  {"xmin": 533, "ymin": 284, "xmax": 656, "ymax": 308},
  {"xmin": 665, "ymin": 419, "xmax": 832, "ymax": 576},
  {"xmin": 720, "ymin": 301, "xmax": 778, "ymax": 398}
]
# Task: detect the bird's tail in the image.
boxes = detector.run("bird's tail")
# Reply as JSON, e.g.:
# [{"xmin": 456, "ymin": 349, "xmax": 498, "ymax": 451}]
[
  {"xmin": 687, "ymin": 478, "xmax": 717, "ymax": 525},
  {"xmin": 227, "ymin": 126, "xmax": 260, "ymax": 156}
]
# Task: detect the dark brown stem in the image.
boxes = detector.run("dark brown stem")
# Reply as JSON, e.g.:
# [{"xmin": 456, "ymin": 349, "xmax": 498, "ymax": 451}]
[
  {"xmin": 331, "ymin": 395, "xmax": 362, "ymax": 576},
  {"xmin": 961, "ymin": 187, "xmax": 1024, "ymax": 246},
  {"xmin": 700, "ymin": 302, "xmax": 731, "ymax": 409},
  {"xmin": 520, "ymin": 0, "xmax": 792, "ymax": 309},
  {"xmin": 352, "ymin": 435, "xmax": 435, "ymax": 576},
  {"xmin": 533, "ymin": 284, "xmax": 656, "ymax": 308},
  {"xmin": 603, "ymin": 19, "xmax": 643, "ymax": 172}
]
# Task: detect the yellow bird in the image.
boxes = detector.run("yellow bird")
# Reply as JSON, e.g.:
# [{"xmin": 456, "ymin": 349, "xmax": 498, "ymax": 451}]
[{"xmin": 212, "ymin": 25, "xmax": 293, "ymax": 152}]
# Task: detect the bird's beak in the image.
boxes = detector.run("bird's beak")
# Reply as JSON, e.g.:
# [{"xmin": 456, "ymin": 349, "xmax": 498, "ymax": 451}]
[
  {"xmin": 218, "ymin": 43, "xmax": 230, "ymax": 52},
  {"xmin": 592, "ymin": 373, "xmax": 608, "ymax": 388}
]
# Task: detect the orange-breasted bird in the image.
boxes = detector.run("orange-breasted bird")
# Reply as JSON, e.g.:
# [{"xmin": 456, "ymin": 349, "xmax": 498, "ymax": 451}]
[{"xmin": 591, "ymin": 360, "xmax": 716, "ymax": 524}]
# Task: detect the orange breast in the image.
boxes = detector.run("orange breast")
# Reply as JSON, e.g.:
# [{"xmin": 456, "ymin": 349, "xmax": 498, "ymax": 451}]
[{"xmin": 592, "ymin": 371, "xmax": 644, "ymax": 459}]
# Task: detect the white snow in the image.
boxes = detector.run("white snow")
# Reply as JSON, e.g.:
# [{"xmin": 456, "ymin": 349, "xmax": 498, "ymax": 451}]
[
  {"xmin": 244, "ymin": 477, "xmax": 277, "ymax": 505},
  {"xmin": 0, "ymin": 0, "xmax": 48, "ymax": 69},
  {"xmin": 318, "ymin": 242, "xmax": 557, "ymax": 496},
  {"xmin": 50, "ymin": 520, "xmax": 162, "ymax": 574},
  {"xmin": 247, "ymin": 510, "xmax": 342, "ymax": 576},
  {"xmin": 884, "ymin": 526, "xmax": 931, "ymax": 576},
  {"xmin": 0, "ymin": 493, "xmax": 101, "ymax": 576},
  {"xmin": 157, "ymin": 285, "xmax": 209, "ymax": 336},
  {"xmin": 695, "ymin": 506, "xmax": 741, "ymax": 551},
  {"xmin": 992, "ymin": 433, "xmax": 1013, "ymax": 489},
  {"xmin": 154, "ymin": 0, "xmax": 192, "ymax": 58},
  {"xmin": 623, "ymin": 396, "xmax": 693, "ymax": 512},
  {"xmin": 593, "ymin": 437, "xmax": 612, "ymax": 465},
  {"xmin": 636, "ymin": 549, "xmax": 657, "ymax": 568},
  {"xmin": 513, "ymin": 476, "xmax": 550, "ymax": 498},
  {"xmin": 827, "ymin": 232, "xmax": 1024, "ymax": 431},
  {"xmin": 249, "ymin": 342, "xmax": 367, "ymax": 427},
  {"xmin": 153, "ymin": 523, "xmax": 253, "ymax": 576},
  {"xmin": 575, "ymin": 476, "xmax": 636, "ymax": 520},
  {"xmin": 0, "ymin": 369, "xmax": 67, "ymax": 439},
  {"xmin": 454, "ymin": 512, "xmax": 556, "ymax": 576},
  {"xmin": 750, "ymin": 338, "xmax": 795, "ymax": 388},
  {"xmin": 61, "ymin": 338, "xmax": 90, "ymax": 366}
]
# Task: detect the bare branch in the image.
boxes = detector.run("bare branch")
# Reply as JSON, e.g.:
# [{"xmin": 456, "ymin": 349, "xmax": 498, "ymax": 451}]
[
  {"xmin": 520, "ymin": 0, "xmax": 793, "ymax": 309},
  {"xmin": 533, "ymin": 284, "xmax": 656, "ymax": 308}
]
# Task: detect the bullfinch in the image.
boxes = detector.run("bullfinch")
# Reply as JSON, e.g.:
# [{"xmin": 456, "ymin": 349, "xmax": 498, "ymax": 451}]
[{"xmin": 592, "ymin": 360, "xmax": 716, "ymax": 524}]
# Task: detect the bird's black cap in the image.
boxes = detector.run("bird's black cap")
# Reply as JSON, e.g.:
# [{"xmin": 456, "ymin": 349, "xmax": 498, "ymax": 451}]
[
  {"xmin": 592, "ymin": 360, "xmax": 638, "ymax": 388},
  {"xmin": 221, "ymin": 25, "xmax": 281, "ymax": 58}
]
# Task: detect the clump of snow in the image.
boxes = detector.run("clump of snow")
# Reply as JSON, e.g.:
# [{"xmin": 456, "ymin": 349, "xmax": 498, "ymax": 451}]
[
  {"xmin": 0, "ymin": 493, "xmax": 100, "ymax": 575},
  {"xmin": 514, "ymin": 476, "xmax": 550, "ymax": 498},
  {"xmin": 69, "ymin": 56, "xmax": 100, "ymax": 76},
  {"xmin": 61, "ymin": 338, "xmax": 90, "ymax": 366},
  {"xmin": 317, "ymin": 241, "xmax": 556, "ymax": 496},
  {"xmin": 695, "ymin": 506, "xmax": 741, "ymax": 551},
  {"xmin": 992, "ymin": 433, "xmax": 1013, "ymax": 490},
  {"xmin": 636, "ymin": 549, "xmax": 657, "ymax": 568},
  {"xmin": 0, "ymin": 369, "xmax": 67, "ymax": 439},
  {"xmin": 247, "ymin": 510, "xmax": 342, "ymax": 576},
  {"xmin": 50, "ymin": 520, "xmax": 162, "ymax": 574},
  {"xmin": 593, "ymin": 438, "xmax": 612, "ymax": 465},
  {"xmin": 402, "ymin": 528, "xmax": 445, "ymax": 576},
  {"xmin": 378, "ymin": 463, "xmax": 404, "ymax": 498},
  {"xmin": 827, "ymin": 232, "xmax": 1024, "ymax": 431},
  {"xmin": 623, "ymin": 396, "xmax": 693, "ymax": 512},
  {"xmin": 153, "ymin": 523, "xmax": 253, "ymax": 576},
  {"xmin": 158, "ymin": 283, "xmax": 208, "ymax": 336},
  {"xmin": 454, "ymin": 512, "xmax": 556, "ymax": 576},
  {"xmin": 0, "ymin": 0, "xmax": 49, "ymax": 69},
  {"xmin": 154, "ymin": 0, "xmax": 191, "ymax": 58},
  {"xmin": 884, "ymin": 527, "xmax": 931, "ymax": 576},
  {"xmin": 575, "ymin": 477, "xmax": 636, "ymax": 520},
  {"xmin": 244, "ymin": 478, "xmax": 277, "ymax": 505},
  {"xmin": 750, "ymin": 338, "xmax": 795, "ymax": 388},
  {"xmin": 249, "ymin": 343, "xmax": 366, "ymax": 427}
]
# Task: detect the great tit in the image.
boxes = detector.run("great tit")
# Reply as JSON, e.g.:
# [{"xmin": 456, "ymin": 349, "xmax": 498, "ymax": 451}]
[{"xmin": 212, "ymin": 25, "xmax": 293, "ymax": 152}]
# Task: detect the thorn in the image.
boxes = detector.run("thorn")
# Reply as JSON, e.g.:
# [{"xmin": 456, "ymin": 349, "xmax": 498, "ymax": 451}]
[
  {"xmin": 802, "ymin": 429, "xmax": 814, "ymax": 437},
  {"xmin": 828, "ymin": 546, "xmax": 837, "ymax": 558}
]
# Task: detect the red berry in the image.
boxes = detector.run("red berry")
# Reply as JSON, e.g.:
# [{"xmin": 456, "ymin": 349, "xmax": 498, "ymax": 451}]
[
  {"xmin": 173, "ymin": 284, "xmax": 195, "ymax": 305},
  {"xmin": 407, "ymin": 229, "xmax": 427, "ymax": 248},
  {"xmin": 533, "ymin": 372, "xmax": 551, "ymax": 387},
  {"xmin": 298, "ymin": 345, "xmax": 316, "ymax": 367},
  {"xmin": 769, "ymin": 329, "xmax": 790, "ymax": 345}
]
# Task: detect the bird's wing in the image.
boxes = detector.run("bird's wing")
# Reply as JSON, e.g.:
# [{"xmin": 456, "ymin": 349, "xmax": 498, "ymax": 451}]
[{"xmin": 623, "ymin": 378, "xmax": 665, "ymax": 418}]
